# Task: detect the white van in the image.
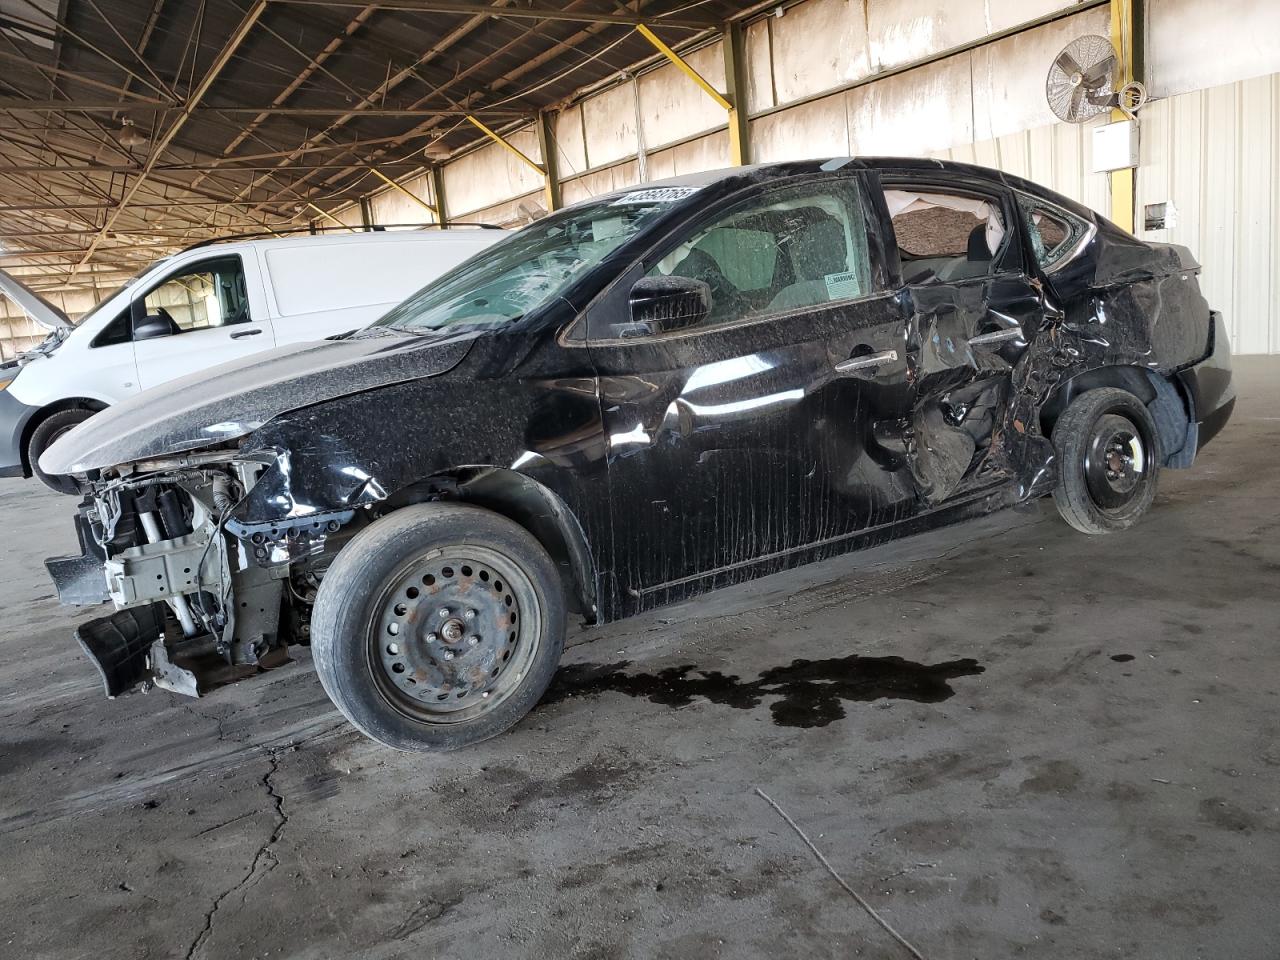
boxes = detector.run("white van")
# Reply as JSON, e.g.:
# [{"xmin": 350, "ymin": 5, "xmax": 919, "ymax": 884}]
[{"xmin": 0, "ymin": 229, "xmax": 502, "ymax": 490}]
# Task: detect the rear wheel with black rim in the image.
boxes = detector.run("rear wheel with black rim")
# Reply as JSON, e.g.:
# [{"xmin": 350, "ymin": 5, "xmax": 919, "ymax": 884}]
[
  {"xmin": 311, "ymin": 503, "xmax": 566, "ymax": 751},
  {"xmin": 1051, "ymin": 387, "xmax": 1160, "ymax": 534}
]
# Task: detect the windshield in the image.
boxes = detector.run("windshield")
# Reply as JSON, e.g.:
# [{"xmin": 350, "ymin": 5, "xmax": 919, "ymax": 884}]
[{"xmin": 375, "ymin": 192, "xmax": 687, "ymax": 333}]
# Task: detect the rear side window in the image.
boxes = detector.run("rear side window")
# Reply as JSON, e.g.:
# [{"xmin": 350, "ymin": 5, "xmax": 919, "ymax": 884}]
[
  {"xmin": 885, "ymin": 189, "xmax": 1007, "ymax": 284},
  {"xmin": 1016, "ymin": 194, "xmax": 1090, "ymax": 271}
]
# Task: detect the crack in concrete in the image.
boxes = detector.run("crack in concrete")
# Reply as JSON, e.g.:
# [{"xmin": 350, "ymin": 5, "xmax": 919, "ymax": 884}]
[{"xmin": 183, "ymin": 750, "xmax": 289, "ymax": 960}]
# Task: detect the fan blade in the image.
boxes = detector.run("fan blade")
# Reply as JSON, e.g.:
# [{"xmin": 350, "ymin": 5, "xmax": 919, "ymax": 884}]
[
  {"xmin": 1070, "ymin": 84, "xmax": 1087, "ymax": 119},
  {"xmin": 1083, "ymin": 54, "xmax": 1117, "ymax": 87},
  {"xmin": 1054, "ymin": 50, "xmax": 1083, "ymax": 77}
]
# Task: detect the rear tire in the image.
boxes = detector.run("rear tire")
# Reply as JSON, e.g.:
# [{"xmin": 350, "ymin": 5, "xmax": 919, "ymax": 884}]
[
  {"xmin": 1051, "ymin": 387, "xmax": 1160, "ymax": 534},
  {"xmin": 311, "ymin": 503, "xmax": 566, "ymax": 751},
  {"xmin": 27, "ymin": 409, "xmax": 92, "ymax": 495}
]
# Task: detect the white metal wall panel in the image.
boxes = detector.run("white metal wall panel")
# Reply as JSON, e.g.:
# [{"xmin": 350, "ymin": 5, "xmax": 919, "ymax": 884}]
[
  {"xmin": 582, "ymin": 83, "xmax": 641, "ymax": 169},
  {"xmin": 560, "ymin": 161, "xmax": 642, "ymax": 208},
  {"xmin": 1146, "ymin": 0, "xmax": 1280, "ymax": 98},
  {"xmin": 847, "ymin": 54, "xmax": 974, "ymax": 156},
  {"xmin": 866, "ymin": 0, "xmax": 1076, "ymax": 72},
  {"xmin": 933, "ymin": 119, "xmax": 1110, "ymax": 217},
  {"xmin": 970, "ymin": 7, "xmax": 1109, "ymax": 141},
  {"xmin": 638, "ymin": 41, "xmax": 728, "ymax": 150},
  {"xmin": 768, "ymin": 0, "xmax": 872, "ymax": 104},
  {"xmin": 369, "ymin": 181, "xmax": 430, "ymax": 227},
  {"xmin": 466, "ymin": 191, "xmax": 543, "ymax": 228},
  {"xmin": 750, "ymin": 96, "xmax": 850, "ymax": 163},
  {"xmin": 442, "ymin": 125, "xmax": 543, "ymax": 219},
  {"xmin": 867, "ymin": 0, "xmax": 986, "ymax": 71},
  {"xmin": 552, "ymin": 104, "xmax": 589, "ymax": 178},
  {"xmin": 665, "ymin": 130, "xmax": 732, "ymax": 177},
  {"xmin": 744, "ymin": 19, "xmax": 775, "ymax": 113},
  {"xmin": 1137, "ymin": 74, "xmax": 1280, "ymax": 354}
]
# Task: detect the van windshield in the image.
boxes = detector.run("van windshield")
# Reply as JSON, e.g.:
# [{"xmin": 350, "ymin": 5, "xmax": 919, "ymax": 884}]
[{"xmin": 374, "ymin": 192, "xmax": 687, "ymax": 333}]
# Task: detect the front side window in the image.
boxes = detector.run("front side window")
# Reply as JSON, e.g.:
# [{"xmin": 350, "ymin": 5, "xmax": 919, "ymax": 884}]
[
  {"xmin": 885, "ymin": 188, "xmax": 1007, "ymax": 283},
  {"xmin": 376, "ymin": 193, "xmax": 683, "ymax": 334},
  {"xmin": 137, "ymin": 256, "xmax": 250, "ymax": 336},
  {"xmin": 643, "ymin": 179, "xmax": 873, "ymax": 331}
]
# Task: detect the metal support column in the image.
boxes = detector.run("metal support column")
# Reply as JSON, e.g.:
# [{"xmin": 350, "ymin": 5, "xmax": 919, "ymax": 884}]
[
  {"xmin": 536, "ymin": 110, "xmax": 562, "ymax": 212},
  {"xmin": 1109, "ymin": 0, "xmax": 1143, "ymax": 233},
  {"xmin": 722, "ymin": 21, "xmax": 750, "ymax": 165},
  {"xmin": 429, "ymin": 165, "xmax": 447, "ymax": 227},
  {"xmin": 359, "ymin": 197, "xmax": 374, "ymax": 231}
]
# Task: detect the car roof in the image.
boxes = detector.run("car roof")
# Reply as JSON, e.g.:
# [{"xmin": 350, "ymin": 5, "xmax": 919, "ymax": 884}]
[{"xmin": 590, "ymin": 157, "xmax": 1085, "ymax": 222}]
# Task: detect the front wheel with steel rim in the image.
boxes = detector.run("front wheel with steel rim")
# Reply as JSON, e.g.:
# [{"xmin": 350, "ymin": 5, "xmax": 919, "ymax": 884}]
[
  {"xmin": 28, "ymin": 408, "xmax": 93, "ymax": 494},
  {"xmin": 1051, "ymin": 386, "xmax": 1161, "ymax": 535},
  {"xmin": 311, "ymin": 503, "xmax": 566, "ymax": 751}
]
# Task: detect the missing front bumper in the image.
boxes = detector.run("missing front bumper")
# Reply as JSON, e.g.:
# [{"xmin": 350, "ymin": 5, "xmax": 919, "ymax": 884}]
[{"xmin": 75, "ymin": 603, "xmax": 293, "ymax": 699}]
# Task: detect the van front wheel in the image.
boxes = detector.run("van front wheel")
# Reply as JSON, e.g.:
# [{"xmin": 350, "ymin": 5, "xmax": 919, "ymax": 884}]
[
  {"xmin": 28, "ymin": 409, "xmax": 92, "ymax": 495},
  {"xmin": 311, "ymin": 503, "xmax": 566, "ymax": 751}
]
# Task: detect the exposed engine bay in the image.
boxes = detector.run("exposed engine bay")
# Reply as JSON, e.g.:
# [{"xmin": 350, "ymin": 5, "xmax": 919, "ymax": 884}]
[{"xmin": 47, "ymin": 453, "xmax": 360, "ymax": 699}]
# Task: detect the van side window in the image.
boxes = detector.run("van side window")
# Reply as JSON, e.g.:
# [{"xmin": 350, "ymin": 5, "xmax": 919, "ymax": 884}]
[
  {"xmin": 136, "ymin": 256, "xmax": 250, "ymax": 338},
  {"xmin": 90, "ymin": 308, "xmax": 133, "ymax": 348}
]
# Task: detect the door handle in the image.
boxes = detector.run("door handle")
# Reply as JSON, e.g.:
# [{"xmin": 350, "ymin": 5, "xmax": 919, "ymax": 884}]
[
  {"xmin": 968, "ymin": 327, "xmax": 1024, "ymax": 346},
  {"xmin": 834, "ymin": 349, "xmax": 898, "ymax": 374},
  {"xmin": 229, "ymin": 327, "xmax": 263, "ymax": 340}
]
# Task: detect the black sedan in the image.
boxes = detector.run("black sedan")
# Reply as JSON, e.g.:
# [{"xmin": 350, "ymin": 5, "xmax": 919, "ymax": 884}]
[{"xmin": 43, "ymin": 158, "xmax": 1235, "ymax": 751}]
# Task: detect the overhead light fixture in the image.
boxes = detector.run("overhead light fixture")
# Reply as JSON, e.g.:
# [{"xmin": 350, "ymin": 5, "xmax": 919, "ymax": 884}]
[
  {"xmin": 423, "ymin": 139, "xmax": 451, "ymax": 162},
  {"xmin": 116, "ymin": 119, "xmax": 147, "ymax": 149}
]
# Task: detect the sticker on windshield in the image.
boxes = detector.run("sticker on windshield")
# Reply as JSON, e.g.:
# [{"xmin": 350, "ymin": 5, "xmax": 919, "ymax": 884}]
[
  {"xmin": 823, "ymin": 270, "xmax": 863, "ymax": 300},
  {"xmin": 610, "ymin": 186, "xmax": 701, "ymax": 206}
]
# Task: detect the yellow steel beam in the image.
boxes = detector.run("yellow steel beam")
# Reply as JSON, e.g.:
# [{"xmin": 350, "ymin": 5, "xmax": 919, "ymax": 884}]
[
  {"xmin": 465, "ymin": 115, "xmax": 545, "ymax": 175},
  {"xmin": 636, "ymin": 24, "xmax": 733, "ymax": 113},
  {"xmin": 368, "ymin": 166, "xmax": 437, "ymax": 214},
  {"xmin": 306, "ymin": 201, "xmax": 346, "ymax": 227},
  {"xmin": 1109, "ymin": 0, "xmax": 1135, "ymax": 233}
]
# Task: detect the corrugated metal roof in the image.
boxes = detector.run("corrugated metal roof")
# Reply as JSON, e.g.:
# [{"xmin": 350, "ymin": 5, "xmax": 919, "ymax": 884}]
[{"xmin": 0, "ymin": 0, "xmax": 750, "ymax": 289}]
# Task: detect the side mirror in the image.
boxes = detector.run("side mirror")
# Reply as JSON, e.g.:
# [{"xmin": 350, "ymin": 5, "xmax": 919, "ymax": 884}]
[
  {"xmin": 133, "ymin": 314, "xmax": 177, "ymax": 341},
  {"xmin": 624, "ymin": 275, "xmax": 711, "ymax": 338}
]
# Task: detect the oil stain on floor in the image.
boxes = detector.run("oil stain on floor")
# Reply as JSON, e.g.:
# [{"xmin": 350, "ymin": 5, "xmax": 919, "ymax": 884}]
[{"xmin": 542, "ymin": 654, "xmax": 985, "ymax": 728}]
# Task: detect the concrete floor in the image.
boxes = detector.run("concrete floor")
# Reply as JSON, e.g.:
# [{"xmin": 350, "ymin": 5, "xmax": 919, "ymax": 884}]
[{"xmin": 1, "ymin": 357, "xmax": 1277, "ymax": 960}]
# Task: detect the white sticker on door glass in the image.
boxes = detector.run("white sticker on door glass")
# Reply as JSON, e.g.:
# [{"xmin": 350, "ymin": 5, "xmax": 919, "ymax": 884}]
[{"xmin": 823, "ymin": 270, "xmax": 862, "ymax": 300}]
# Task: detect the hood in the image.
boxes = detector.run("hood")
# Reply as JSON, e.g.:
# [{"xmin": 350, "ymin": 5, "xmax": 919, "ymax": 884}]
[
  {"xmin": 0, "ymin": 268, "xmax": 73, "ymax": 331},
  {"xmin": 41, "ymin": 328, "xmax": 477, "ymax": 474}
]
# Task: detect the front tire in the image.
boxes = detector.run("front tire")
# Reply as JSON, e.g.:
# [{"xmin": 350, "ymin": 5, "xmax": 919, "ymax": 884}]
[
  {"xmin": 311, "ymin": 503, "xmax": 566, "ymax": 751},
  {"xmin": 27, "ymin": 409, "xmax": 92, "ymax": 494},
  {"xmin": 1051, "ymin": 387, "xmax": 1161, "ymax": 534}
]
